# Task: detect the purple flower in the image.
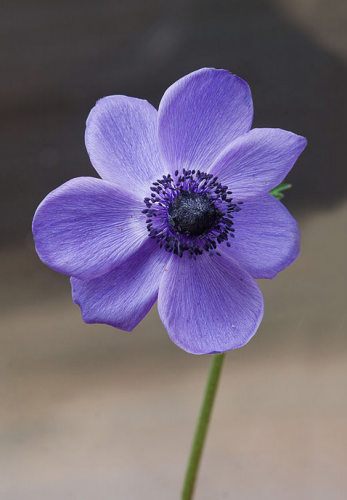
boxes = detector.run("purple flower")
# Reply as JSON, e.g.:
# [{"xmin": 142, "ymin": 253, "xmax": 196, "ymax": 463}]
[{"xmin": 33, "ymin": 68, "xmax": 307, "ymax": 355}]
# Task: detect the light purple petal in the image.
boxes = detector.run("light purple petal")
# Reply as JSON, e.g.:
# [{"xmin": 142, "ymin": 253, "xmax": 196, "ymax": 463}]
[
  {"xmin": 71, "ymin": 239, "xmax": 170, "ymax": 331},
  {"xmin": 85, "ymin": 96, "xmax": 162, "ymax": 197},
  {"xmin": 209, "ymin": 128, "xmax": 307, "ymax": 200},
  {"xmin": 33, "ymin": 177, "xmax": 147, "ymax": 281},
  {"xmin": 158, "ymin": 68, "xmax": 253, "ymax": 174},
  {"xmin": 158, "ymin": 252, "xmax": 264, "ymax": 354},
  {"xmin": 222, "ymin": 193, "xmax": 300, "ymax": 279}
]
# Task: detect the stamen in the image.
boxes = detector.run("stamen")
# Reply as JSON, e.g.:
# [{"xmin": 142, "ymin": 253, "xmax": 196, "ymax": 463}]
[{"xmin": 143, "ymin": 170, "xmax": 241, "ymax": 257}]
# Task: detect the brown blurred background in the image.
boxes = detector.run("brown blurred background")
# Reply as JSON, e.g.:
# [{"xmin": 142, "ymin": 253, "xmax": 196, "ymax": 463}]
[{"xmin": 1, "ymin": 0, "xmax": 347, "ymax": 498}]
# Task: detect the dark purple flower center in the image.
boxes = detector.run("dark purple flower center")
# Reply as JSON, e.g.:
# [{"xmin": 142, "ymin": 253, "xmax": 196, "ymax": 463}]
[
  {"xmin": 168, "ymin": 192, "xmax": 219, "ymax": 236},
  {"xmin": 142, "ymin": 169, "xmax": 241, "ymax": 259}
]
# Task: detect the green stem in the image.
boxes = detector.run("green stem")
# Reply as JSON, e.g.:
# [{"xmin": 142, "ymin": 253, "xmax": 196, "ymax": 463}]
[{"xmin": 181, "ymin": 353, "xmax": 226, "ymax": 500}]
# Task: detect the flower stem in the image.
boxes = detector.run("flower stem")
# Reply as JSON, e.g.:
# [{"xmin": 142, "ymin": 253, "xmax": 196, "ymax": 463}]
[{"xmin": 181, "ymin": 353, "xmax": 226, "ymax": 500}]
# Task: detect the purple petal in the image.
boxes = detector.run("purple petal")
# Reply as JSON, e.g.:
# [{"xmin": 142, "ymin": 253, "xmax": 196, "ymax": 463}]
[
  {"xmin": 33, "ymin": 177, "xmax": 147, "ymax": 281},
  {"xmin": 222, "ymin": 194, "xmax": 300, "ymax": 279},
  {"xmin": 85, "ymin": 96, "xmax": 162, "ymax": 197},
  {"xmin": 158, "ymin": 252, "xmax": 264, "ymax": 354},
  {"xmin": 158, "ymin": 68, "xmax": 253, "ymax": 174},
  {"xmin": 71, "ymin": 239, "xmax": 170, "ymax": 331},
  {"xmin": 209, "ymin": 128, "xmax": 307, "ymax": 199}
]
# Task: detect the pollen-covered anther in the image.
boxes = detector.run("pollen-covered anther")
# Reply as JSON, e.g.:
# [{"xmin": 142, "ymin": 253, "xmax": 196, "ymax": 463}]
[{"xmin": 142, "ymin": 169, "xmax": 240, "ymax": 258}]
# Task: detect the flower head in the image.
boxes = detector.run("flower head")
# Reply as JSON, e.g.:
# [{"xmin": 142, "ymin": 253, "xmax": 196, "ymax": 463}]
[{"xmin": 33, "ymin": 68, "xmax": 307, "ymax": 354}]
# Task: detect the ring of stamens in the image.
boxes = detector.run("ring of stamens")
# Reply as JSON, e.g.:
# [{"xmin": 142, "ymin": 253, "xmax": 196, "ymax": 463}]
[{"xmin": 142, "ymin": 169, "xmax": 242, "ymax": 259}]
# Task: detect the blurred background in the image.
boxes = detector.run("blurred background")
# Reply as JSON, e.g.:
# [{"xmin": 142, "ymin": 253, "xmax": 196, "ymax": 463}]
[{"xmin": 1, "ymin": 0, "xmax": 347, "ymax": 498}]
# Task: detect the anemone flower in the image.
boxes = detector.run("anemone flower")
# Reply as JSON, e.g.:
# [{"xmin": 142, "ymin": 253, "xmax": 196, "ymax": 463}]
[{"xmin": 33, "ymin": 68, "xmax": 307, "ymax": 354}]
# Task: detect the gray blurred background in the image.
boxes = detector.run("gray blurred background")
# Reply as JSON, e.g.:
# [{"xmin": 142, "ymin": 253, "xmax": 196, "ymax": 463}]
[{"xmin": 1, "ymin": 0, "xmax": 346, "ymax": 498}]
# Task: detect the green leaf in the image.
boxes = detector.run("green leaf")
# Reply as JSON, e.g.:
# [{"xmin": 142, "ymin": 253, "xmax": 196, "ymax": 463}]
[{"xmin": 269, "ymin": 182, "xmax": 292, "ymax": 200}]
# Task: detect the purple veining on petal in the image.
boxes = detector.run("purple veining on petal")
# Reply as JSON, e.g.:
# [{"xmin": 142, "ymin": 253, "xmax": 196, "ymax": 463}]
[
  {"xmin": 209, "ymin": 128, "xmax": 307, "ymax": 200},
  {"xmin": 71, "ymin": 238, "xmax": 170, "ymax": 331},
  {"xmin": 221, "ymin": 193, "xmax": 301, "ymax": 279},
  {"xmin": 158, "ymin": 252, "xmax": 264, "ymax": 354},
  {"xmin": 158, "ymin": 68, "xmax": 253, "ymax": 174},
  {"xmin": 85, "ymin": 95, "xmax": 162, "ymax": 197},
  {"xmin": 33, "ymin": 177, "xmax": 147, "ymax": 281}
]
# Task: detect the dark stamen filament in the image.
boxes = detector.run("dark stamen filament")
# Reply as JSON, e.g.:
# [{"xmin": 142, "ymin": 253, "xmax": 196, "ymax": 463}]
[{"xmin": 142, "ymin": 170, "xmax": 241, "ymax": 259}]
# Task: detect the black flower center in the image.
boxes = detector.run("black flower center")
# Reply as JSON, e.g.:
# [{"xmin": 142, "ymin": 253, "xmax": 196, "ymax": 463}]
[
  {"xmin": 142, "ymin": 169, "xmax": 242, "ymax": 259},
  {"xmin": 168, "ymin": 192, "xmax": 219, "ymax": 236}
]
